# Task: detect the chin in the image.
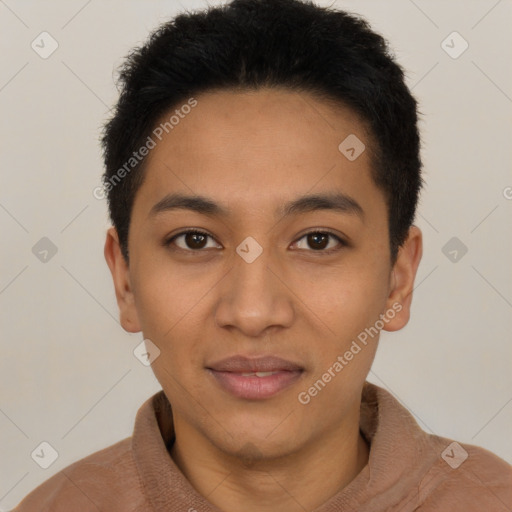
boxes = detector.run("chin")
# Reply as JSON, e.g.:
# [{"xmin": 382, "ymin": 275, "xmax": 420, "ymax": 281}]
[
  {"xmin": 213, "ymin": 423, "xmax": 304, "ymax": 459},
  {"xmin": 222, "ymin": 437, "xmax": 298, "ymax": 465}
]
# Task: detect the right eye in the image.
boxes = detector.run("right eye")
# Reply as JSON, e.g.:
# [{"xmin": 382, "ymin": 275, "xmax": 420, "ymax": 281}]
[{"xmin": 164, "ymin": 229, "xmax": 222, "ymax": 252}]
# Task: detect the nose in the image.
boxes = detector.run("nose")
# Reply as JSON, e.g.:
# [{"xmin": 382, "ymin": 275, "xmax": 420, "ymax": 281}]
[{"xmin": 214, "ymin": 241, "xmax": 295, "ymax": 338}]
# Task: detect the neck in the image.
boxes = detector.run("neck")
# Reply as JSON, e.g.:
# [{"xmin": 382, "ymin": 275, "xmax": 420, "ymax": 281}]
[{"xmin": 169, "ymin": 410, "xmax": 369, "ymax": 512}]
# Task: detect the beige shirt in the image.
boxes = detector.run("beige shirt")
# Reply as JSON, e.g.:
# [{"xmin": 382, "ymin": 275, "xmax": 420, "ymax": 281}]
[{"xmin": 13, "ymin": 382, "xmax": 512, "ymax": 511}]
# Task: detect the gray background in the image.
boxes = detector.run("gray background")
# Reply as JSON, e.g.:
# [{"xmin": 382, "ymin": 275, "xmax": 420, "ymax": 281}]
[{"xmin": 1, "ymin": 0, "xmax": 511, "ymax": 509}]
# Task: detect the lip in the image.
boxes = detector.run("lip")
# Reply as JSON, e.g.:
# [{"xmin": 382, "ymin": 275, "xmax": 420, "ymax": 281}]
[
  {"xmin": 206, "ymin": 355, "xmax": 305, "ymax": 400},
  {"xmin": 206, "ymin": 355, "xmax": 304, "ymax": 373}
]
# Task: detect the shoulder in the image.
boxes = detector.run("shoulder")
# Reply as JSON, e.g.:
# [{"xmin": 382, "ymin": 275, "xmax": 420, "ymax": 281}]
[
  {"xmin": 417, "ymin": 435, "xmax": 512, "ymax": 511},
  {"xmin": 12, "ymin": 437, "xmax": 150, "ymax": 512}
]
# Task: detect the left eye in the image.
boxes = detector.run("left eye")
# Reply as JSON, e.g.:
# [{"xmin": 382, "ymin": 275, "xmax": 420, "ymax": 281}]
[{"xmin": 293, "ymin": 231, "xmax": 345, "ymax": 253}]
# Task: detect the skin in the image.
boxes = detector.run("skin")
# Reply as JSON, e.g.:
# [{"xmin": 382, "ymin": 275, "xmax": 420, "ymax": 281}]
[{"xmin": 104, "ymin": 88, "xmax": 422, "ymax": 512}]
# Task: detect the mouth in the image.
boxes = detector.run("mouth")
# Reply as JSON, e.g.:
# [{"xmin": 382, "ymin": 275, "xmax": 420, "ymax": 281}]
[{"xmin": 206, "ymin": 355, "xmax": 305, "ymax": 400}]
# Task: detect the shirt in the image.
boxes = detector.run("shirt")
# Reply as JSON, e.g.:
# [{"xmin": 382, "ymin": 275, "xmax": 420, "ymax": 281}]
[{"xmin": 13, "ymin": 381, "xmax": 512, "ymax": 511}]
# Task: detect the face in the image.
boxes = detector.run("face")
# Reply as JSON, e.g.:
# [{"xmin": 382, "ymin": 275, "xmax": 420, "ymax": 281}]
[{"xmin": 105, "ymin": 88, "xmax": 422, "ymax": 460}]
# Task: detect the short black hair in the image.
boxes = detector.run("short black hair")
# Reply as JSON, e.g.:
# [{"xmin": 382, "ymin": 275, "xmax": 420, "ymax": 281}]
[{"xmin": 101, "ymin": 0, "xmax": 423, "ymax": 264}]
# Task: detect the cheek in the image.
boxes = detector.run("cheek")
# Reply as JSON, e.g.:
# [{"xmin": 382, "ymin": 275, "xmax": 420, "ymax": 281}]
[
  {"xmin": 300, "ymin": 261, "xmax": 390, "ymax": 342},
  {"xmin": 294, "ymin": 271, "xmax": 388, "ymax": 414},
  {"xmin": 131, "ymin": 255, "xmax": 214, "ymax": 338},
  {"xmin": 130, "ymin": 258, "xmax": 212, "ymax": 379}
]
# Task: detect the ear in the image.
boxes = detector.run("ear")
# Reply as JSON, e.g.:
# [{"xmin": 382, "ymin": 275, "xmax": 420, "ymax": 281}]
[
  {"xmin": 104, "ymin": 227, "xmax": 141, "ymax": 333},
  {"xmin": 382, "ymin": 225, "xmax": 423, "ymax": 332}
]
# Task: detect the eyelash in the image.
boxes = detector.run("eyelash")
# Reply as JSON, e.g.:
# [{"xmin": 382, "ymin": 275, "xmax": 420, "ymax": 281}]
[{"xmin": 164, "ymin": 229, "xmax": 347, "ymax": 255}]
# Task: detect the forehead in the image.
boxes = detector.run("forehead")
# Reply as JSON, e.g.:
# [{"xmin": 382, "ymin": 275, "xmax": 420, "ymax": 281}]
[
  {"xmin": 150, "ymin": 87, "xmax": 370, "ymax": 160},
  {"xmin": 133, "ymin": 87, "xmax": 383, "ymax": 219}
]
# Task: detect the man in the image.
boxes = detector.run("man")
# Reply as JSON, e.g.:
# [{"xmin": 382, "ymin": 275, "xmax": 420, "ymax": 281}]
[{"xmin": 14, "ymin": 0, "xmax": 512, "ymax": 510}]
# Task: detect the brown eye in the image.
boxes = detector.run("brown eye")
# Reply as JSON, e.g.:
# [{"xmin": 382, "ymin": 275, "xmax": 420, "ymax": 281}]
[
  {"xmin": 294, "ymin": 230, "xmax": 346, "ymax": 254},
  {"xmin": 165, "ymin": 230, "xmax": 220, "ymax": 251},
  {"xmin": 307, "ymin": 232, "xmax": 329, "ymax": 250}
]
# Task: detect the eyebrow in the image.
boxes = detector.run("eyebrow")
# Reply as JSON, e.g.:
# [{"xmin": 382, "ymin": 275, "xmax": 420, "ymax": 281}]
[{"xmin": 148, "ymin": 191, "xmax": 364, "ymax": 221}]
